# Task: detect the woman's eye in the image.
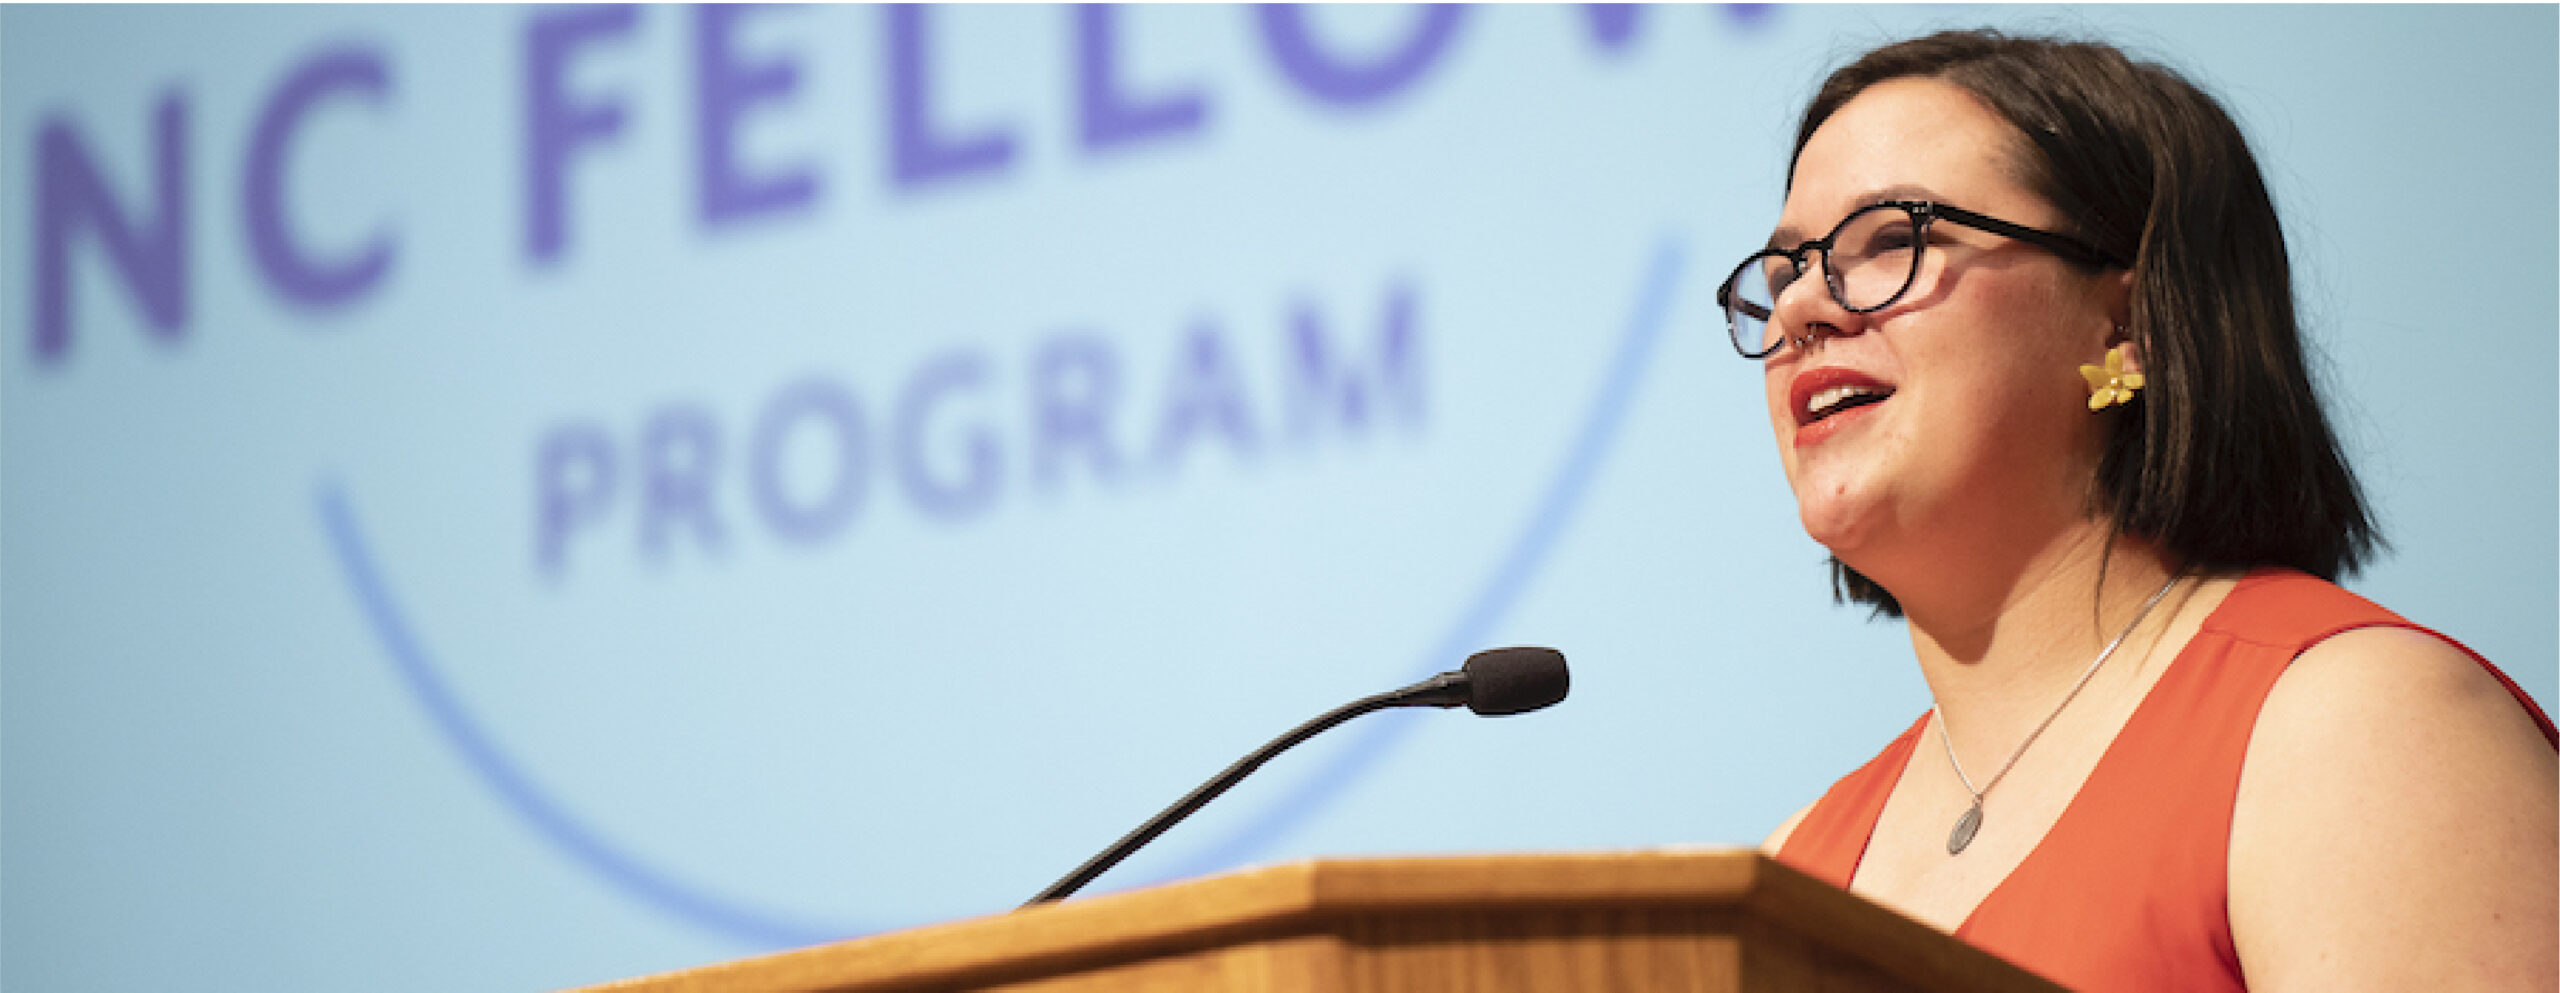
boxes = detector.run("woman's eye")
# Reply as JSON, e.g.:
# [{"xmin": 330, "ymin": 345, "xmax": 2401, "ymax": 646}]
[{"xmin": 1860, "ymin": 226, "xmax": 1918, "ymax": 254}]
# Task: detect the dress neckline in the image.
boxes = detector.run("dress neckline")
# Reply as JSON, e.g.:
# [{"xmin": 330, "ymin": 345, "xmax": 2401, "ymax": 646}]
[{"xmin": 1842, "ymin": 570, "xmax": 2274, "ymax": 934}]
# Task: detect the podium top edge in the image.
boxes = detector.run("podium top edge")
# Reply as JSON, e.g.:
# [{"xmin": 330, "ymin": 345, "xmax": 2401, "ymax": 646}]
[
  {"xmin": 570, "ymin": 850, "xmax": 2056, "ymax": 993},
  {"xmin": 574, "ymin": 850, "xmax": 1790, "ymax": 991}
]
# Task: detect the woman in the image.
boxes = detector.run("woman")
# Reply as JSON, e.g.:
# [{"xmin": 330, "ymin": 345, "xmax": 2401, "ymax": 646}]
[{"xmin": 1731, "ymin": 31, "xmax": 2558, "ymax": 991}]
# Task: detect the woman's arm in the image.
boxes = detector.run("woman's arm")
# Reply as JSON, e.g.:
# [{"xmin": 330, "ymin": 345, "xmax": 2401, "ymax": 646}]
[{"xmin": 2229, "ymin": 626, "xmax": 2557, "ymax": 992}]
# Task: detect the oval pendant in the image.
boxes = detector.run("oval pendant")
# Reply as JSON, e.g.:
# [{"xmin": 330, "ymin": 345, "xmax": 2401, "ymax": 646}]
[{"xmin": 1948, "ymin": 803, "xmax": 1983, "ymax": 855}]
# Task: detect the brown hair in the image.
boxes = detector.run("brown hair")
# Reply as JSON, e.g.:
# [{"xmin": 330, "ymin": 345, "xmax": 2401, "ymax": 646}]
[{"xmin": 1792, "ymin": 30, "xmax": 2379, "ymax": 616}]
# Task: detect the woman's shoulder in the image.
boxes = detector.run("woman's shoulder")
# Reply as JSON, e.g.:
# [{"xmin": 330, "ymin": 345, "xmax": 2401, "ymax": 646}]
[
  {"xmin": 1761, "ymin": 711, "xmax": 1933, "ymax": 868},
  {"xmin": 2199, "ymin": 568, "xmax": 2405, "ymax": 645},
  {"xmin": 2226, "ymin": 589, "xmax": 2558, "ymax": 989},
  {"xmin": 2249, "ymin": 620, "xmax": 2556, "ymax": 797},
  {"xmin": 2275, "ymin": 624, "xmax": 2554, "ymax": 741},
  {"xmin": 2203, "ymin": 567, "xmax": 2554, "ymax": 739},
  {"xmin": 1760, "ymin": 800, "xmax": 1815, "ymax": 856}
]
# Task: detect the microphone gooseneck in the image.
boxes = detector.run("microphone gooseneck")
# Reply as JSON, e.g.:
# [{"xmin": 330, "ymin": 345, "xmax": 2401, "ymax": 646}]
[{"xmin": 1022, "ymin": 646, "xmax": 1570, "ymax": 907}]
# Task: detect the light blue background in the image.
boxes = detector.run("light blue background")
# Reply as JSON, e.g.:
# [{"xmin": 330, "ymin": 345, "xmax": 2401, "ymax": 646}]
[{"xmin": 4, "ymin": 5, "xmax": 2552, "ymax": 990}]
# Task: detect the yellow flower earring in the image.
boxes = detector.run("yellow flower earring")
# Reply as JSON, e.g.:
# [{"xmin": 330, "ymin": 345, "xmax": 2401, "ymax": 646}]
[{"xmin": 2080, "ymin": 343, "xmax": 2144, "ymax": 411}]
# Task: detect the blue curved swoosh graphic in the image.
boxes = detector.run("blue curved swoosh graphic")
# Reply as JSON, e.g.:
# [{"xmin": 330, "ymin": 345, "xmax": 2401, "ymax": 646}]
[
  {"xmin": 318, "ymin": 486, "xmax": 851, "ymax": 947},
  {"xmin": 317, "ymin": 235, "xmax": 1687, "ymax": 948}
]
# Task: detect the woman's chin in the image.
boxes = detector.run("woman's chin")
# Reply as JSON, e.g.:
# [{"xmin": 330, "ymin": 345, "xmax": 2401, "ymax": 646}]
[
  {"xmin": 1790, "ymin": 477, "xmax": 1885, "ymax": 552},
  {"xmin": 1794, "ymin": 503, "xmax": 1876, "ymax": 560}
]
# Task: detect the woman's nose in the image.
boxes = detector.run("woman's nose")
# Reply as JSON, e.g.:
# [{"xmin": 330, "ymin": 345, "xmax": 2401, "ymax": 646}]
[{"xmin": 1770, "ymin": 263, "xmax": 1867, "ymax": 354}]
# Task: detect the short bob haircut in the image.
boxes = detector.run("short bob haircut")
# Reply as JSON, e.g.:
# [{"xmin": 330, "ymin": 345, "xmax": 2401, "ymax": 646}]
[{"xmin": 1790, "ymin": 30, "xmax": 2379, "ymax": 617}]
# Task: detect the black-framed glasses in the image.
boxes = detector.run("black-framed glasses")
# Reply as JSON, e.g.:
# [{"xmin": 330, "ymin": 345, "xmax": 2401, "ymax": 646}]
[{"xmin": 1716, "ymin": 200, "xmax": 2128, "ymax": 359}]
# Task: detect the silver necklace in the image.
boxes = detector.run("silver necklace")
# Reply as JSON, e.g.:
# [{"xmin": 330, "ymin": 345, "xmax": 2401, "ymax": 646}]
[{"xmin": 1936, "ymin": 574, "xmax": 2181, "ymax": 855}]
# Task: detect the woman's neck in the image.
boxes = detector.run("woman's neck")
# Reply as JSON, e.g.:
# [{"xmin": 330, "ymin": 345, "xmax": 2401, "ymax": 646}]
[{"xmin": 1891, "ymin": 522, "xmax": 2184, "ymax": 754}]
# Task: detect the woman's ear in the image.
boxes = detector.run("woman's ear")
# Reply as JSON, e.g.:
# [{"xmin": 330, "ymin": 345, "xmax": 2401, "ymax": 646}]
[
  {"xmin": 2080, "ymin": 271, "xmax": 2146, "ymax": 410},
  {"xmin": 2102, "ymin": 269, "xmax": 2140, "ymax": 370},
  {"xmin": 2105, "ymin": 270, "xmax": 2136, "ymax": 335}
]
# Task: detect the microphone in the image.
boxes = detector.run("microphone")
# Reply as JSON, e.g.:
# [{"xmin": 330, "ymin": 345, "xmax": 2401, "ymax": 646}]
[{"xmin": 1024, "ymin": 647, "xmax": 1569, "ymax": 907}]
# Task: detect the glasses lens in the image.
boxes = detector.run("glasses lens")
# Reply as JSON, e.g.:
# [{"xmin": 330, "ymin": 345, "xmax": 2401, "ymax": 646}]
[
  {"xmin": 1723, "ymin": 252, "xmax": 1792, "ymax": 357},
  {"xmin": 1827, "ymin": 204, "xmax": 1923, "ymax": 312}
]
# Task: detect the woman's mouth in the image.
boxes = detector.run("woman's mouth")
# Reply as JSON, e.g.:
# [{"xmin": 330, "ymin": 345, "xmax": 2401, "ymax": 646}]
[
  {"xmin": 1804, "ymin": 384, "xmax": 1891, "ymax": 423},
  {"xmin": 1788, "ymin": 367, "xmax": 1896, "ymax": 446}
]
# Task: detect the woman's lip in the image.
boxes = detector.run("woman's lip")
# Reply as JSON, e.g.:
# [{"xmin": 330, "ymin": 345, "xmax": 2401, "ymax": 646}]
[
  {"xmin": 1792, "ymin": 397, "xmax": 1883, "ymax": 448},
  {"xmin": 1788, "ymin": 366, "xmax": 1896, "ymax": 427}
]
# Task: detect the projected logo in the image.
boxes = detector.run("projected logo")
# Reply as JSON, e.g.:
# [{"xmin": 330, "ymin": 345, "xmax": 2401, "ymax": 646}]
[
  {"xmin": 316, "ymin": 241, "xmax": 1681, "ymax": 944},
  {"xmin": 23, "ymin": 5, "xmax": 1759, "ymax": 947}
]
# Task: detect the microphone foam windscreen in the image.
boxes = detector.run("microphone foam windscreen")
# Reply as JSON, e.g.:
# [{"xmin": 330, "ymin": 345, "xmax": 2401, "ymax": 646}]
[{"xmin": 1461, "ymin": 647, "xmax": 1570, "ymax": 716}]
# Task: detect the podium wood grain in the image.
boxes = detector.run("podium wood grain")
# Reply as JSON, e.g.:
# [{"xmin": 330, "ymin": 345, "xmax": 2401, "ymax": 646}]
[{"xmin": 574, "ymin": 850, "xmax": 2064, "ymax": 992}]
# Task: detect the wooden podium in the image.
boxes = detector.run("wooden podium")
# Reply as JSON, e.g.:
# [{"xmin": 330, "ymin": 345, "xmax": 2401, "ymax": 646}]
[{"xmin": 578, "ymin": 850, "xmax": 2061, "ymax": 992}]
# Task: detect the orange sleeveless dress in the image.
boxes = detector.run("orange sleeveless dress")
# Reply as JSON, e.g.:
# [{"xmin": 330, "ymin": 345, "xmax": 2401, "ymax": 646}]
[{"xmin": 1775, "ymin": 569, "xmax": 2558, "ymax": 991}]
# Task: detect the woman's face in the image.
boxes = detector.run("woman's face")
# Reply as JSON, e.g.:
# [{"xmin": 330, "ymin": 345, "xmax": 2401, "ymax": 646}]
[{"xmin": 1763, "ymin": 77, "xmax": 2125, "ymax": 583}]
